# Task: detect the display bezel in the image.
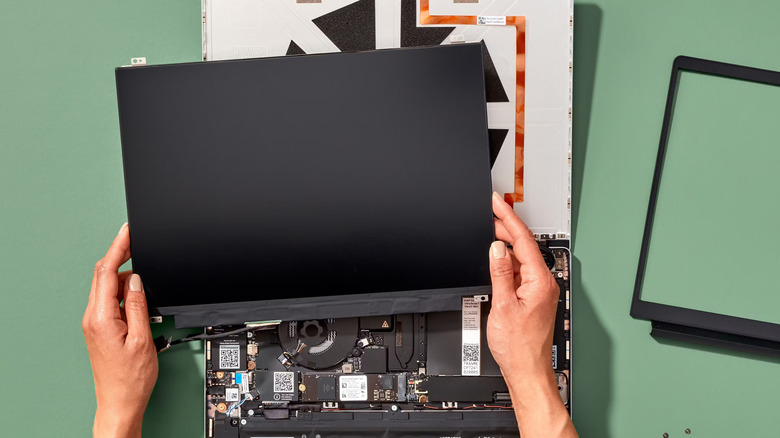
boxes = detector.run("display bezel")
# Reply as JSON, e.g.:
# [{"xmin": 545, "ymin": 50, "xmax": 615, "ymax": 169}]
[{"xmin": 631, "ymin": 55, "xmax": 780, "ymax": 349}]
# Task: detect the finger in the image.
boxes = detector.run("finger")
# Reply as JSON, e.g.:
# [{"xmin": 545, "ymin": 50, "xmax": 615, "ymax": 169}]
[
  {"xmin": 117, "ymin": 270, "xmax": 133, "ymax": 322},
  {"xmin": 488, "ymin": 241, "xmax": 517, "ymax": 309},
  {"xmin": 491, "ymin": 193, "xmax": 548, "ymax": 273},
  {"xmin": 86, "ymin": 270, "xmax": 131, "ymax": 320},
  {"xmin": 506, "ymin": 248, "xmax": 523, "ymax": 278},
  {"xmin": 87, "ymin": 269, "xmax": 97, "ymax": 310},
  {"xmin": 124, "ymin": 274, "xmax": 152, "ymax": 343},
  {"xmin": 89, "ymin": 247, "xmax": 126, "ymax": 310},
  {"xmin": 494, "ymin": 218, "xmax": 512, "ymax": 243},
  {"xmin": 496, "ymin": 222, "xmax": 524, "ymax": 280},
  {"xmin": 94, "ymin": 223, "xmax": 132, "ymax": 319},
  {"xmin": 117, "ymin": 270, "xmax": 133, "ymax": 303},
  {"xmin": 103, "ymin": 223, "xmax": 132, "ymax": 270}
]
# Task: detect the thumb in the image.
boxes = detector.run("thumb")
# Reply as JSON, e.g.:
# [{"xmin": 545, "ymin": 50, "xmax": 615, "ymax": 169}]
[
  {"xmin": 124, "ymin": 274, "xmax": 152, "ymax": 342},
  {"xmin": 489, "ymin": 241, "xmax": 516, "ymax": 308}
]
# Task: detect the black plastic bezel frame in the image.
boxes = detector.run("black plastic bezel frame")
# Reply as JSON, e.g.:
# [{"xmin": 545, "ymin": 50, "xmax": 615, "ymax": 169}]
[{"xmin": 630, "ymin": 55, "xmax": 780, "ymax": 353}]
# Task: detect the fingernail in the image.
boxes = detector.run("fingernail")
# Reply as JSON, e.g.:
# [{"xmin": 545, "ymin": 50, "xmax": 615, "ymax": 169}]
[
  {"xmin": 129, "ymin": 274, "xmax": 143, "ymax": 292},
  {"xmin": 491, "ymin": 241, "xmax": 507, "ymax": 259},
  {"xmin": 119, "ymin": 222, "xmax": 128, "ymax": 233},
  {"xmin": 492, "ymin": 191, "xmax": 501, "ymax": 201}
]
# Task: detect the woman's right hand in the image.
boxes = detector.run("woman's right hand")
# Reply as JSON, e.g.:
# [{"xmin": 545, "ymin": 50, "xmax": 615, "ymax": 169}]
[{"xmin": 486, "ymin": 193, "xmax": 578, "ymax": 438}]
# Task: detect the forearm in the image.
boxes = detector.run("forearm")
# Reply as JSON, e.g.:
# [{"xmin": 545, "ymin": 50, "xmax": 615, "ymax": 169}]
[
  {"xmin": 506, "ymin": 371, "xmax": 578, "ymax": 438},
  {"xmin": 93, "ymin": 408, "xmax": 143, "ymax": 438}
]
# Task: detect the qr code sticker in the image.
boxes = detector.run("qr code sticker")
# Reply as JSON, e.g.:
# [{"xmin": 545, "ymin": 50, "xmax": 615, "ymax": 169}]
[
  {"xmin": 463, "ymin": 343, "xmax": 480, "ymax": 362},
  {"xmin": 225, "ymin": 387, "xmax": 239, "ymax": 402},
  {"xmin": 274, "ymin": 372, "xmax": 294, "ymax": 393},
  {"xmin": 219, "ymin": 344, "xmax": 240, "ymax": 369}
]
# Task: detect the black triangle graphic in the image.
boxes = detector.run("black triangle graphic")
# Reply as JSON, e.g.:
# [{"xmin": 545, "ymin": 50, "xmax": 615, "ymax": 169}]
[
  {"xmin": 488, "ymin": 129, "xmax": 510, "ymax": 168},
  {"xmin": 400, "ymin": 0, "xmax": 454, "ymax": 47},
  {"xmin": 481, "ymin": 41, "xmax": 510, "ymax": 103},
  {"xmin": 313, "ymin": 0, "xmax": 376, "ymax": 53},
  {"xmin": 286, "ymin": 40, "xmax": 306, "ymax": 56}
]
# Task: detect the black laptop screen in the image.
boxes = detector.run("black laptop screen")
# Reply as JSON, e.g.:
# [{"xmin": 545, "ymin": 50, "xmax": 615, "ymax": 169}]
[{"xmin": 116, "ymin": 44, "xmax": 494, "ymax": 310}]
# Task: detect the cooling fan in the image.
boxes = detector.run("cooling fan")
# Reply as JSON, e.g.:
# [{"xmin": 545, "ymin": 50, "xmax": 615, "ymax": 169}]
[{"xmin": 278, "ymin": 318, "xmax": 359, "ymax": 370}]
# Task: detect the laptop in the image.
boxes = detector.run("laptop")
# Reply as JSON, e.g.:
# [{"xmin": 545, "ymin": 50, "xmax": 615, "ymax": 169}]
[{"xmin": 117, "ymin": 2, "xmax": 573, "ymax": 435}]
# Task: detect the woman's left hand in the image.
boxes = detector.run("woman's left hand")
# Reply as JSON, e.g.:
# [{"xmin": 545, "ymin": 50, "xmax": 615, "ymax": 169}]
[{"xmin": 82, "ymin": 223, "xmax": 158, "ymax": 438}]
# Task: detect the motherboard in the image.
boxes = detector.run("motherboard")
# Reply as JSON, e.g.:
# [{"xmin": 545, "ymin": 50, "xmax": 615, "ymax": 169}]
[{"xmin": 205, "ymin": 246, "xmax": 570, "ymax": 438}]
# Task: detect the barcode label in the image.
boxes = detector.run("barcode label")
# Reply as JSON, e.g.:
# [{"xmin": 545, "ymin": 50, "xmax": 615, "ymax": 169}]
[
  {"xmin": 477, "ymin": 15, "xmax": 507, "ymax": 26},
  {"xmin": 339, "ymin": 375, "xmax": 368, "ymax": 401},
  {"xmin": 236, "ymin": 372, "xmax": 249, "ymax": 393},
  {"xmin": 225, "ymin": 387, "xmax": 239, "ymax": 402},
  {"xmin": 274, "ymin": 372, "xmax": 294, "ymax": 393},
  {"xmin": 219, "ymin": 344, "xmax": 240, "ymax": 369},
  {"xmin": 463, "ymin": 344, "xmax": 479, "ymax": 366},
  {"xmin": 552, "ymin": 345, "xmax": 558, "ymax": 370},
  {"xmin": 462, "ymin": 297, "xmax": 481, "ymax": 376}
]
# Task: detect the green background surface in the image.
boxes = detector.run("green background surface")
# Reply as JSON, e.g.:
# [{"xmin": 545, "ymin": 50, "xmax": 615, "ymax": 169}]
[{"xmin": 1, "ymin": 1, "xmax": 779, "ymax": 437}]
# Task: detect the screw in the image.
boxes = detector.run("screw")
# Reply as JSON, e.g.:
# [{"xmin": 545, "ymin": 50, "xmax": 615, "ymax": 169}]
[
  {"xmin": 391, "ymin": 404, "xmax": 399, "ymax": 412},
  {"xmin": 663, "ymin": 434, "xmax": 669, "ymax": 438},
  {"xmin": 240, "ymin": 419, "xmax": 247, "ymax": 425},
  {"xmin": 685, "ymin": 429, "xmax": 691, "ymax": 434},
  {"xmin": 247, "ymin": 410, "xmax": 254, "ymax": 416}
]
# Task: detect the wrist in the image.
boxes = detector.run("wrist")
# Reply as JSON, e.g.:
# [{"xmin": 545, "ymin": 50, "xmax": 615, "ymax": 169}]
[
  {"xmin": 94, "ymin": 406, "xmax": 144, "ymax": 438},
  {"xmin": 504, "ymin": 367, "xmax": 559, "ymax": 412},
  {"xmin": 505, "ymin": 370, "xmax": 576, "ymax": 438}
]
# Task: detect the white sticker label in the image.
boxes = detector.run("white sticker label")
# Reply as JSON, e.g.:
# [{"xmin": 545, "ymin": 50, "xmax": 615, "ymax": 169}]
[
  {"xmin": 238, "ymin": 373, "xmax": 249, "ymax": 393},
  {"xmin": 462, "ymin": 297, "xmax": 481, "ymax": 376},
  {"xmin": 219, "ymin": 343, "xmax": 240, "ymax": 369},
  {"xmin": 477, "ymin": 15, "xmax": 506, "ymax": 26},
  {"xmin": 273, "ymin": 372, "xmax": 295, "ymax": 393},
  {"xmin": 226, "ymin": 387, "xmax": 239, "ymax": 402},
  {"xmin": 339, "ymin": 375, "xmax": 368, "ymax": 401},
  {"xmin": 552, "ymin": 345, "xmax": 558, "ymax": 370}
]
